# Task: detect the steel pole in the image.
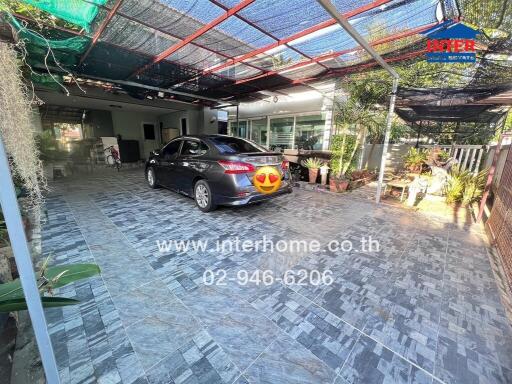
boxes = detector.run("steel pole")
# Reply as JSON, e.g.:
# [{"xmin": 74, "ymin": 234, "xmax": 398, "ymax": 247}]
[
  {"xmin": 376, "ymin": 78, "xmax": 399, "ymax": 203},
  {"xmin": 0, "ymin": 138, "xmax": 60, "ymax": 383}
]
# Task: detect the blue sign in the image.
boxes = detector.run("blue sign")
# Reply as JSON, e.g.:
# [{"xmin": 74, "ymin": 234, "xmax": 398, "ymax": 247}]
[{"xmin": 421, "ymin": 22, "xmax": 480, "ymax": 63}]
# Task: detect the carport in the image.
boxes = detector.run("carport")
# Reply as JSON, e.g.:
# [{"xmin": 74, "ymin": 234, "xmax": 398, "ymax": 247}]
[{"xmin": 1, "ymin": 1, "xmax": 512, "ymax": 384}]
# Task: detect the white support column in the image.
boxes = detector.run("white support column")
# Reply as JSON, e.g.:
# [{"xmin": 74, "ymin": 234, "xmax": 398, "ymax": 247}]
[
  {"xmin": 316, "ymin": 0, "xmax": 400, "ymax": 203},
  {"xmin": 376, "ymin": 78, "xmax": 399, "ymax": 204},
  {"xmin": 0, "ymin": 138, "xmax": 60, "ymax": 384}
]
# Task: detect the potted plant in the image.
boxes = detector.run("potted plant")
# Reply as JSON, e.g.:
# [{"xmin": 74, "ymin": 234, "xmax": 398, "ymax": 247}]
[
  {"xmin": 301, "ymin": 157, "xmax": 323, "ymax": 183},
  {"xmin": 403, "ymin": 147, "xmax": 427, "ymax": 174},
  {"xmin": 329, "ymin": 134, "xmax": 358, "ymax": 192}
]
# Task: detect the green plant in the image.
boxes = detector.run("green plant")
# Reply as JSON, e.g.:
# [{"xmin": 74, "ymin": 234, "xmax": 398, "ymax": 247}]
[
  {"xmin": 438, "ymin": 150, "xmax": 450, "ymax": 162},
  {"xmin": 403, "ymin": 148, "xmax": 427, "ymax": 173},
  {"xmin": 444, "ymin": 166, "xmax": 488, "ymax": 205},
  {"xmin": 0, "ymin": 258, "xmax": 100, "ymax": 312},
  {"xmin": 445, "ymin": 166, "xmax": 469, "ymax": 204},
  {"xmin": 301, "ymin": 157, "xmax": 323, "ymax": 169},
  {"xmin": 329, "ymin": 134, "xmax": 358, "ymax": 179},
  {"xmin": 462, "ymin": 169, "xmax": 487, "ymax": 205}
]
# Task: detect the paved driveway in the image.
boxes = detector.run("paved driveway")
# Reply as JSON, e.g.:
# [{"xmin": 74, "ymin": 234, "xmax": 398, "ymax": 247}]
[{"xmin": 42, "ymin": 169, "xmax": 512, "ymax": 384}]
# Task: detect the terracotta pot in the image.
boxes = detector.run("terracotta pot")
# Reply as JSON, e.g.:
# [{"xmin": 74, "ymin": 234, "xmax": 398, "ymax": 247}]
[
  {"xmin": 329, "ymin": 179, "xmax": 338, "ymax": 192},
  {"xmin": 337, "ymin": 180, "xmax": 349, "ymax": 192},
  {"xmin": 308, "ymin": 168, "xmax": 319, "ymax": 183}
]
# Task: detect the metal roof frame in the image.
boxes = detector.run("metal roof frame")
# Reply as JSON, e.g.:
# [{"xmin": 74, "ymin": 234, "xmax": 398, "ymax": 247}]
[{"xmin": 129, "ymin": 0, "xmax": 256, "ymax": 79}]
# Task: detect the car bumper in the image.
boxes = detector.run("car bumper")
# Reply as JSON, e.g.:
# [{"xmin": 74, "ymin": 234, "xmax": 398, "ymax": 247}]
[{"xmin": 214, "ymin": 185, "xmax": 293, "ymax": 206}]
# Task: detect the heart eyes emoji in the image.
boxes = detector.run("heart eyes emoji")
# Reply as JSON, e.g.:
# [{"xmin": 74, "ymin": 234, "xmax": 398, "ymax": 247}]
[{"xmin": 253, "ymin": 166, "xmax": 282, "ymax": 194}]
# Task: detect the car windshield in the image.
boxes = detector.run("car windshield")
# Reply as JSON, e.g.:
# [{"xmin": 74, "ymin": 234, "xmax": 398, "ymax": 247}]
[{"xmin": 209, "ymin": 137, "xmax": 267, "ymax": 154}]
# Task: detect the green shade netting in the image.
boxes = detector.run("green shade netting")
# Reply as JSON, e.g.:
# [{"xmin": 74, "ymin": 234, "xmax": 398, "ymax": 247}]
[
  {"xmin": 21, "ymin": 0, "xmax": 108, "ymax": 31},
  {"xmin": 6, "ymin": 14, "xmax": 91, "ymax": 66},
  {"xmin": 31, "ymin": 72, "xmax": 64, "ymax": 90}
]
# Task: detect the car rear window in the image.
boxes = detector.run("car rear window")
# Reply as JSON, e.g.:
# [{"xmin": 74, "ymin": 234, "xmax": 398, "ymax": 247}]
[{"xmin": 209, "ymin": 137, "xmax": 266, "ymax": 154}]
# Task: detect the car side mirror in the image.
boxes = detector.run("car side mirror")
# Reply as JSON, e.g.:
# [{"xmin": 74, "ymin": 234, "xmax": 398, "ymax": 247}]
[{"xmin": 153, "ymin": 149, "xmax": 161, "ymax": 156}]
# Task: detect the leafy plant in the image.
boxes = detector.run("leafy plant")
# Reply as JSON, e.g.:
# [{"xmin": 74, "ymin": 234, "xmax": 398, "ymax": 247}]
[
  {"xmin": 329, "ymin": 134, "xmax": 358, "ymax": 179},
  {"xmin": 445, "ymin": 166, "xmax": 469, "ymax": 204},
  {"xmin": 444, "ymin": 166, "xmax": 488, "ymax": 205},
  {"xmin": 438, "ymin": 150, "xmax": 450, "ymax": 162},
  {"xmin": 0, "ymin": 258, "xmax": 100, "ymax": 312},
  {"xmin": 461, "ymin": 169, "xmax": 487, "ymax": 205},
  {"xmin": 301, "ymin": 157, "xmax": 323, "ymax": 169},
  {"xmin": 403, "ymin": 148, "xmax": 427, "ymax": 173}
]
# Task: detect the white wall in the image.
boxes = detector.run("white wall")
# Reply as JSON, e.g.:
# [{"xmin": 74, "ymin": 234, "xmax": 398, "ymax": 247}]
[
  {"xmin": 227, "ymin": 91, "xmax": 326, "ymax": 119},
  {"xmin": 159, "ymin": 109, "xmax": 203, "ymax": 136},
  {"xmin": 361, "ymin": 143, "xmax": 414, "ymax": 171},
  {"xmin": 111, "ymin": 111, "xmax": 160, "ymax": 160},
  {"xmin": 201, "ymin": 107, "xmax": 219, "ymax": 134}
]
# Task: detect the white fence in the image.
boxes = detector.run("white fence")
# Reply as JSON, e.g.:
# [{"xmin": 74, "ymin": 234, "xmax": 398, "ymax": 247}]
[
  {"xmin": 419, "ymin": 144, "xmax": 487, "ymax": 174},
  {"xmin": 484, "ymin": 144, "xmax": 510, "ymax": 189},
  {"xmin": 360, "ymin": 143, "xmax": 488, "ymax": 174}
]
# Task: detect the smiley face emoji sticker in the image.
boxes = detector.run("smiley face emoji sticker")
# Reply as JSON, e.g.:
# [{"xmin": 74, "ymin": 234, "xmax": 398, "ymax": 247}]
[{"xmin": 253, "ymin": 166, "xmax": 281, "ymax": 194}]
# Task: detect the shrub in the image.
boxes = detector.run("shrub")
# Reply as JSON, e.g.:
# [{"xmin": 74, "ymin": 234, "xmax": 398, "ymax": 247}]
[
  {"xmin": 444, "ymin": 166, "xmax": 487, "ymax": 205},
  {"xmin": 403, "ymin": 148, "xmax": 427, "ymax": 173}
]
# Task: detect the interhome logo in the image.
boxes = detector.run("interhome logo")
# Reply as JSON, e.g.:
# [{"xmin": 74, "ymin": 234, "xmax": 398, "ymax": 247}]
[{"xmin": 422, "ymin": 21, "xmax": 480, "ymax": 63}]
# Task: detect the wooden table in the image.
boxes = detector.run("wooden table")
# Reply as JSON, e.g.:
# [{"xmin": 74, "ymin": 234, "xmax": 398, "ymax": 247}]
[{"xmin": 384, "ymin": 179, "xmax": 412, "ymax": 202}]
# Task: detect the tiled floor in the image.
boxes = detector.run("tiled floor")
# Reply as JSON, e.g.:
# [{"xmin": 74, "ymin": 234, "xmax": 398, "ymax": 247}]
[{"xmin": 42, "ymin": 168, "xmax": 512, "ymax": 384}]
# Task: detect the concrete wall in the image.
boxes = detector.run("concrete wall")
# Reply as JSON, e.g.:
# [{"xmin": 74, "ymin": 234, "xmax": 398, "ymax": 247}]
[
  {"xmin": 200, "ymin": 107, "xmax": 219, "ymax": 134},
  {"xmin": 361, "ymin": 143, "xmax": 414, "ymax": 171},
  {"xmin": 159, "ymin": 109, "xmax": 204, "ymax": 135},
  {"xmin": 111, "ymin": 111, "xmax": 160, "ymax": 160},
  {"xmin": 228, "ymin": 91, "xmax": 326, "ymax": 119}
]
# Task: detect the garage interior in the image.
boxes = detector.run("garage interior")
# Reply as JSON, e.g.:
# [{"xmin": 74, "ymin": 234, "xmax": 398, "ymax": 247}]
[{"xmin": 1, "ymin": 0, "xmax": 512, "ymax": 384}]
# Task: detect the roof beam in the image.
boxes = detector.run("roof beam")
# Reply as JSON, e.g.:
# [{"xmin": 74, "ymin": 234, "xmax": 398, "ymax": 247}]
[
  {"xmin": 316, "ymin": 0, "xmax": 399, "ymax": 78},
  {"xmin": 232, "ymin": 23, "xmax": 437, "ymax": 85},
  {"xmin": 207, "ymin": 0, "xmax": 329, "ymax": 71},
  {"xmin": 129, "ymin": 0, "xmax": 255, "ymax": 79},
  {"xmin": 224, "ymin": 49, "xmax": 425, "ymax": 100},
  {"xmin": 79, "ymin": 0, "xmax": 124, "ymax": 66},
  {"xmin": 199, "ymin": 0, "xmax": 391, "ymax": 77},
  {"xmin": 87, "ymin": 1, "xmax": 266, "ymax": 75}
]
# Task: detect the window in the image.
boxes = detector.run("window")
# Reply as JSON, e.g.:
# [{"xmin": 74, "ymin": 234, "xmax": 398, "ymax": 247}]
[
  {"xmin": 143, "ymin": 124, "xmax": 156, "ymax": 140},
  {"xmin": 209, "ymin": 136, "xmax": 266, "ymax": 154},
  {"xmin": 162, "ymin": 140, "xmax": 181, "ymax": 158},
  {"xmin": 181, "ymin": 140, "xmax": 208, "ymax": 156},
  {"xmin": 269, "ymin": 117, "xmax": 294, "ymax": 151},
  {"xmin": 230, "ymin": 121, "xmax": 248, "ymax": 138},
  {"xmin": 295, "ymin": 114, "xmax": 325, "ymax": 150},
  {"xmin": 250, "ymin": 118, "xmax": 267, "ymax": 147}
]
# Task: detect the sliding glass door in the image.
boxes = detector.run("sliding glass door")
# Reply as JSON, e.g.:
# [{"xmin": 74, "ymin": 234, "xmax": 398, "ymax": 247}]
[
  {"xmin": 250, "ymin": 118, "xmax": 267, "ymax": 147},
  {"xmin": 269, "ymin": 117, "xmax": 294, "ymax": 151}
]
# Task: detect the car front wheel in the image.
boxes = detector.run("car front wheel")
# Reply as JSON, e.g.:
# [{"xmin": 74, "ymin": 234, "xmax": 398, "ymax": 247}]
[
  {"xmin": 194, "ymin": 180, "xmax": 216, "ymax": 212},
  {"xmin": 146, "ymin": 167, "xmax": 158, "ymax": 189}
]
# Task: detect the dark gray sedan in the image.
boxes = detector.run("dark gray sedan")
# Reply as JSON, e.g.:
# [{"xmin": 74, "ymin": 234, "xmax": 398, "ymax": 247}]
[{"xmin": 145, "ymin": 135, "xmax": 292, "ymax": 212}]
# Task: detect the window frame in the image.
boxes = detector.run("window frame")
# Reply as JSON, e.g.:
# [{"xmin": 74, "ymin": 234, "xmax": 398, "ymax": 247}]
[
  {"xmin": 179, "ymin": 139, "xmax": 209, "ymax": 157},
  {"xmin": 162, "ymin": 139, "xmax": 182, "ymax": 159}
]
